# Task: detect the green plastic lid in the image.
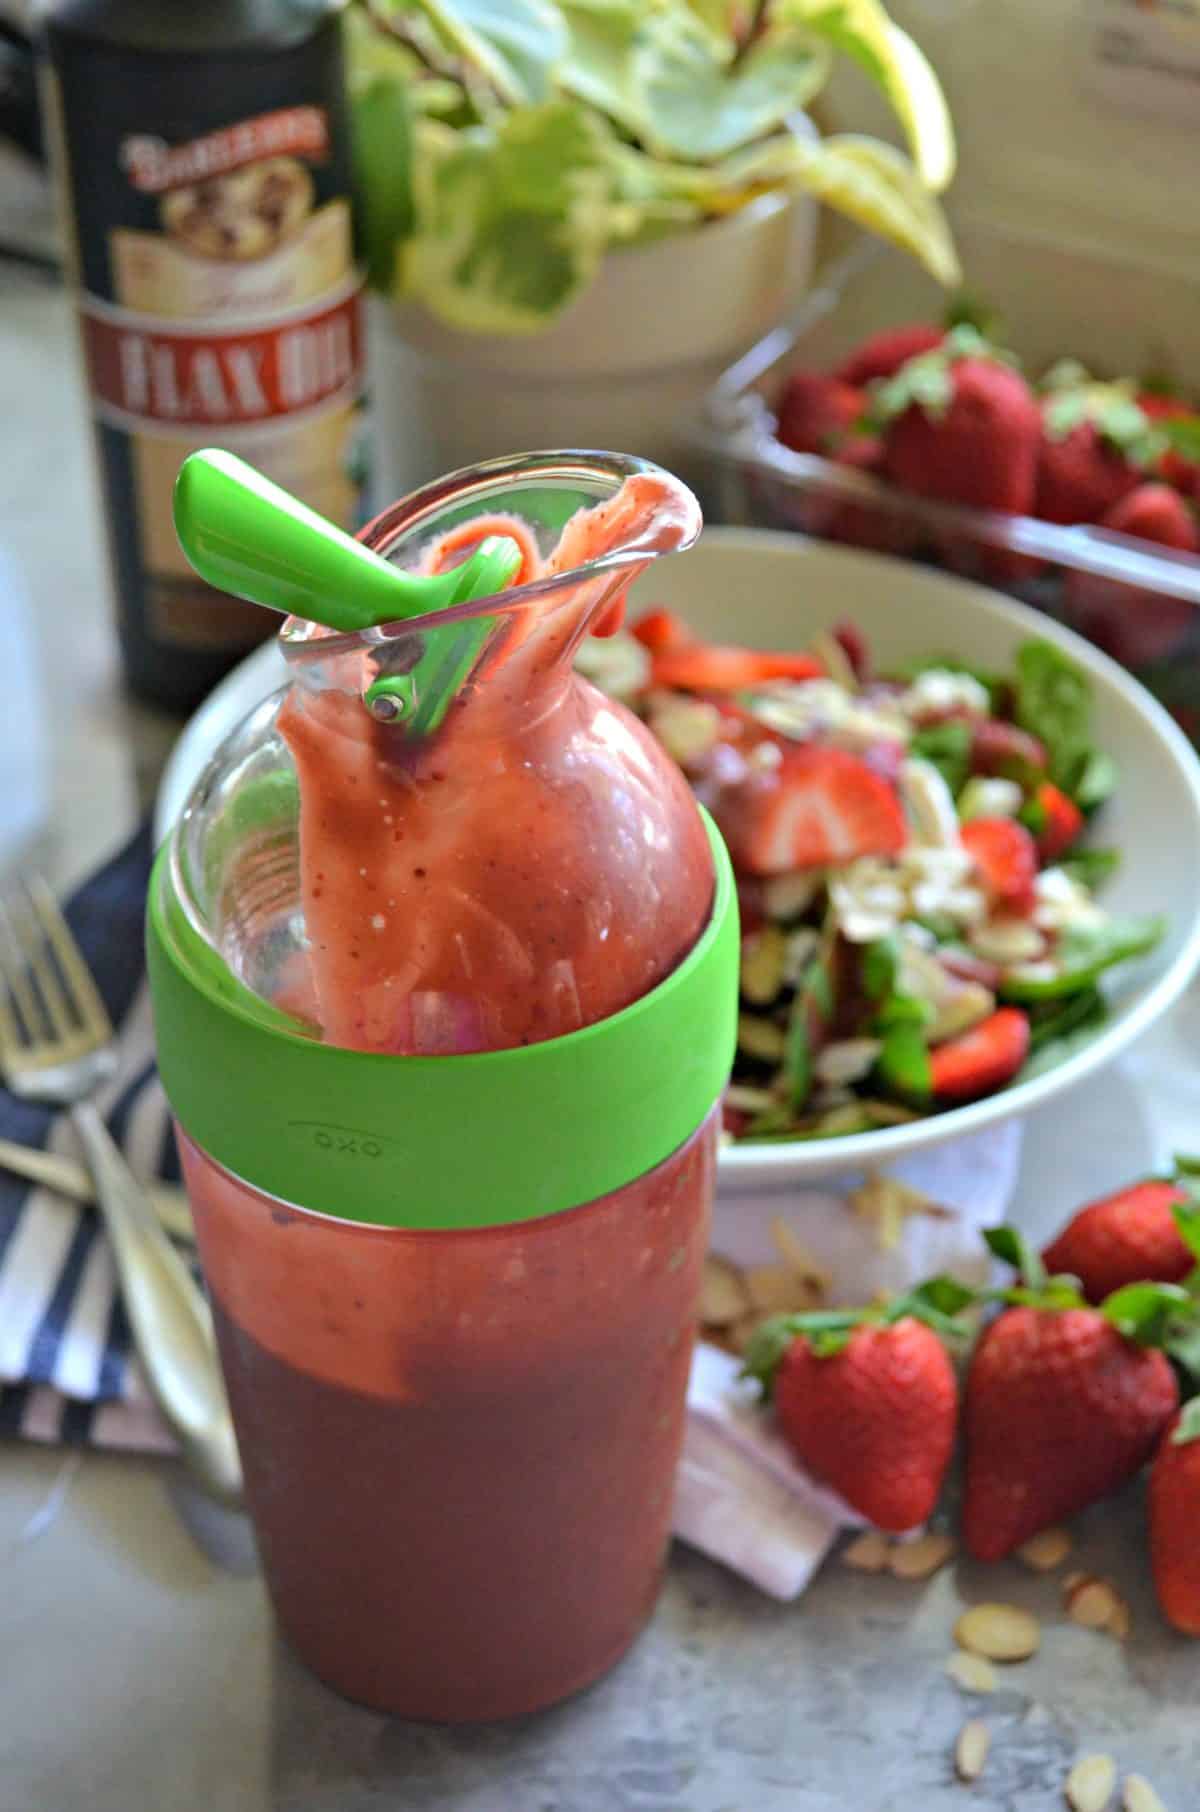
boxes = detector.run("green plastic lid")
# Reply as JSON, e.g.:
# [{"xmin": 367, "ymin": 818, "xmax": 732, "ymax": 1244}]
[{"xmin": 147, "ymin": 814, "xmax": 739, "ymax": 1231}]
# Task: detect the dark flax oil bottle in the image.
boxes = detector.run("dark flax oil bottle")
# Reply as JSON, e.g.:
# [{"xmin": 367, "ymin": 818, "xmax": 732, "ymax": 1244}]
[{"xmin": 41, "ymin": 0, "xmax": 367, "ymax": 711}]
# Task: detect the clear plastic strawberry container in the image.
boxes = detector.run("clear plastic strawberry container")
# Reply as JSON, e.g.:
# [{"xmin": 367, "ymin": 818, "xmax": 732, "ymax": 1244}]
[{"xmin": 690, "ymin": 223, "xmax": 1200, "ymax": 748}]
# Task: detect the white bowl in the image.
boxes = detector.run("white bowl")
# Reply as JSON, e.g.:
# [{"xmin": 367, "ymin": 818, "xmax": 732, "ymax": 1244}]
[{"xmin": 155, "ymin": 528, "xmax": 1200, "ymax": 1190}]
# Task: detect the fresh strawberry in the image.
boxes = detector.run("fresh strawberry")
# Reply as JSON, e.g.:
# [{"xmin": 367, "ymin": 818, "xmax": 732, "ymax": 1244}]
[
  {"xmin": 746, "ymin": 1314, "xmax": 958, "ymax": 1532},
  {"xmin": 1025, "ymin": 780, "xmax": 1083, "ymax": 862},
  {"xmin": 1066, "ymin": 483, "xmax": 1199, "ymax": 669},
  {"xmin": 879, "ymin": 341, "xmax": 1041, "ymax": 517},
  {"xmin": 970, "ymin": 718, "xmax": 1047, "ymax": 780},
  {"xmin": 961, "ymin": 817, "xmax": 1039, "ymax": 911},
  {"xmin": 651, "ymin": 643, "xmax": 824, "ymax": 691},
  {"xmin": 1035, "ymin": 384, "xmax": 1158, "ymax": 524},
  {"xmin": 630, "ymin": 607, "xmax": 693, "ymax": 654},
  {"xmin": 962, "ymin": 1293, "xmax": 1179, "ymax": 1560},
  {"xmin": 1149, "ymin": 1401, "xmax": 1200, "ymax": 1635},
  {"xmin": 1042, "ymin": 1174, "xmax": 1199, "ymax": 1303},
  {"xmin": 775, "ymin": 372, "xmax": 867, "ymax": 457},
  {"xmin": 928, "ymin": 1007, "xmax": 1030, "ymax": 1102},
  {"xmin": 1103, "ymin": 480, "xmax": 1199, "ymax": 550},
  {"xmin": 835, "ymin": 323, "xmax": 945, "ymax": 388},
  {"xmin": 1139, "ymin": 392, "xmax": 1200, "ymax": 495},
  {"xmin": 821, "ymin": 435, "xmax": 913, "ymax": 557},
  {"xmin": 1036, "ymin": 422, "xmax": 1143, "ymax": 524},
  {"xmin": 716, "ymin": 744, "xmax": 908, "ymax": 875}
]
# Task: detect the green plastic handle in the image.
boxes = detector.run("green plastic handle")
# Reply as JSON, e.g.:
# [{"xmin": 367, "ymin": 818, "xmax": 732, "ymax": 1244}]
[{"xmin": 173, "ymin": 449, "xmax": 518, "ymax": 633}]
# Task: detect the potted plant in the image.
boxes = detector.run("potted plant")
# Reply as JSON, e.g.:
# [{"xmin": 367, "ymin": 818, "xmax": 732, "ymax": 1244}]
[{"xmin": 350, "ymin": 0, "xmax": 958, "ymax": 491}]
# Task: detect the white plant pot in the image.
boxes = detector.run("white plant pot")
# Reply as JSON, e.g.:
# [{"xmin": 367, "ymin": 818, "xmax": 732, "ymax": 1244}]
[{"xmin": 369, "ymin": 190, "xmax": 817, "ymax": 499}]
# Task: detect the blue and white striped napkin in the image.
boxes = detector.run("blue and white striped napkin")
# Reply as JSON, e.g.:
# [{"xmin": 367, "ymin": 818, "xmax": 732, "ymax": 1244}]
[{"xmin": 0, "ymin": 827, "xmax": 178, "ymax": 1454}]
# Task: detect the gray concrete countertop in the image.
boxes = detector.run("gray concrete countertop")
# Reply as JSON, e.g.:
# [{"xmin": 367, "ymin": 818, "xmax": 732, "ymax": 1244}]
[{"xmin": 1, "ymin": 263, "xmax": 1199, "ymax": 1812}]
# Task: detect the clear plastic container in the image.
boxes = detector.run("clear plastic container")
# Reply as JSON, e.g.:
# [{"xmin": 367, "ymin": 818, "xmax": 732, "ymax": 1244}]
[
  {"xmin": 147, "ymin": 452, "xmax": 739, "ymax": 1721},
  {"xmin": 691, "ymin": 226, "xmax": 1200, "ymax": 747}
]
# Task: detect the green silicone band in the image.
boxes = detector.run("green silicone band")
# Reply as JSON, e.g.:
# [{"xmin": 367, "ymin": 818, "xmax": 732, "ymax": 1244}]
[{"xmin": 147, "ymin": 814, "xmax": 738, "ymax": 1230}]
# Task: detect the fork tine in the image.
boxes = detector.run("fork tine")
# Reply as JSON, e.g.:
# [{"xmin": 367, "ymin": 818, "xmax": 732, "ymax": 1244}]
[
  {"xmin": 17, "ymin": 877, "xmax": 81, "ymax": 1043},
  {"xmin": 26, "ymin": 875, "xmax": 113, "ymax": 1043},
  {"xmin": 0, "ymin": 893, "xmax": 48, "ymax": 1047},
  {"xmin": 0, "ymin": 928, "xmax": 24, "ymax": 1058}
]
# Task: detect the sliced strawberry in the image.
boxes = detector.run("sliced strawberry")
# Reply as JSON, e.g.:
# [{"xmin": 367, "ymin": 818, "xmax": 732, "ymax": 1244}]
[
  {"xmin": 970, "ymin": 718, "xmax": 1047, "ymax": 780},
  {"xmin": 1029, "ymin": 781, "xmax": 1084, "ymax": 862},
  {"xmin": 651, "ymin": 644, "xmax": 824, "ymax": 692},
  {"xmin": 630, "ymin": 607, "xmax": 693, "ymax": 654},
  {"xmin": 717, "ymin": 745, "xmax": 907, "ymax": 875},
  {"xmin": 961, "ymin": 817, "xmax": 1039, "ymax": 911},
  {"xmin": 929, "ymin": 1007, "xmax": 1030, "ymax": 1101}
]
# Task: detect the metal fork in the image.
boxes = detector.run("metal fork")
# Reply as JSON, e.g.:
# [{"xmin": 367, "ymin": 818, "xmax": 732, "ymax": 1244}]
[{"xmin": 0, "ymin": 875, "xmax": 242, "ymax": 1504}]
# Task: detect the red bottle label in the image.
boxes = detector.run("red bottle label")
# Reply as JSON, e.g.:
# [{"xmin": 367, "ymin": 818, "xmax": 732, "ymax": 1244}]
[{"xmin": 80, "ymin": 280, "xmax": 364, "ymax": 430}]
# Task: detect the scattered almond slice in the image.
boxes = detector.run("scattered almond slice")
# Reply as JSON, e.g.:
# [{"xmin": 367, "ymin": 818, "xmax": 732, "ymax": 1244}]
[
  {"xmin": 1065, "ymin": 1753, "xmax": 1117, "ymax": 1812},
  {"xmin": 888, "ymin": 1531, "xmax": 956, "ymax": 1580},
  {"xmin": 842, "ymin": 1530, "xmax": 892, "ymax": 1573},
  {"xmin": 944, "ymin": 1652, "xmax": 997, "ymax": 1695},
  {"xmin": 743, "ymin": 1263, "xmax": 818, "ymax": 1315},
  {"xmin": 699, "ymin": 1256, "xmax": 750, "ymax": 1326},
  {"xmin": 770, "ymin": 1217, "xmax": 832, "ymax": 1298},
  {"xmin": 1017, "ymin": 1527, "xmax": 1073, "ymax": 1572},
  {"xmin": 954, "ymin": 1603, "xmax": 1041, "ymax": 1663},
  {"xmin": 847, "ymin": 1171, "xmax": 948, "ymax": 1252},
  {"xmin": 1123, "ymin": 1775, "xmax": 1168, "ymax": 1812},
  {"xmin": 1065, "ymin": 1577, "xmax": 1121, "ymax": 1632},
  {"xmin": 1063, "ymin": 1570, "xmax": 1089, "ymax": 1596},
  {"xmin": 1107, "ymin": 1595, "xmax": 1132, "ymax": 1643},
  {"xmin": 810, "ymin": 628, "xmax": 858, "ymax": 693},
  {"xmin": 955, "ymin": 1719, "xmax": 991, "ymax": 1783}
]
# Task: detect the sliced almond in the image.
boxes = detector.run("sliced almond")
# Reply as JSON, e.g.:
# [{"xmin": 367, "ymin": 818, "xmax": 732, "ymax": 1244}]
[
  {"xmin": 954, "ymin": 1603, "xmax": 1041, "ymax": 1663},
  {"xmin": 762, "ymin": 870, "xmax": 821, "ymax": 922},
  {"xmin": 737, "ymin": 1013, "xmax": 787, "ymax": 1063},
  {"xmin": 1017, "ymin": 1526, "xmax": 1073, "ymax": 1572},
  {"xmin": 743, "ymin": 1263, "xmax": 817, "ymax": 1315},
  {"xmin": 1065, "ymin": 1754, "xmax": 1117, "ymax": 1812},
  {"xmin": 841, "ymin": 1530, "xmax": 892, "ymax": 1573},
  {"xmin": 944, "ymin": 1652, "xmax": 997, "ymax": 1695},
  {"xmin": 810, "ymin": 628, "xmax": 858, "ymax": 693},
  {"xmin": 1123, "ymin": 1775, "xmax": 1169, "ymax": 1812},
  {"xmin": 1066, "ymin": 1577, "xmax": 1121, "ymax": 1631},
  {"xmin": 1107, "ymin": 1595, "xmax": 1132, "ymax": 1643},
  {"xmin": 955, "ymin": 1719, "xmax": 991, "ymax": 1783},
  {"xmin": 1063, "ymin": 1570, "xmax": 1089, "ymax": 1596},
  {"xmin": 888, "ymin": 1531, "xmax": 956, "ymax": 1580},
  {"xmin": 769, "ymin": 1217, "xmax": 831, "ymax": 1298},
  {"xmin": 848, "ymin": 1171, "xmax": 942, "ymax": 1253},
  {"xmin": 739, "ymin": 926, "xmax": 789, "ymax": 1005},
  {"xmin": 699, "ymin": 1256, "xmax": 750, "ymax": 1327}
]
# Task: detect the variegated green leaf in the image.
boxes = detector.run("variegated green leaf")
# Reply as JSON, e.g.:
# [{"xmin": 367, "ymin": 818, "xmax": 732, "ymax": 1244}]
[
  {"xmin": 402, "ymin": 105, "xmax": 615, "ymax": 332},
  {"xmin": 780, "ymin": 0, "xmax": 955, "ymax": 190},
  {"xmin": 411, "ymin": 0, "xmax": 568, "ymax": 104}
]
